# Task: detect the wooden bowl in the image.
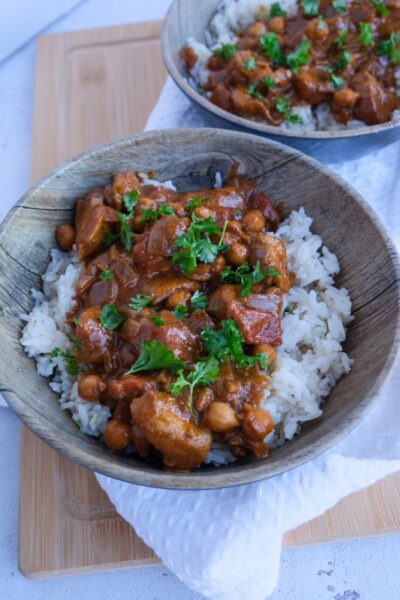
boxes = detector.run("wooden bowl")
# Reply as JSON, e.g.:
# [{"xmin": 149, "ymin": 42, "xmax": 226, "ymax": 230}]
[
  {"xmin": 161, "ymin": 0, "xmax": 400, "ymax": 162},
  {"xmin": 0, "ymin": 128, "xmax": 399, "ymax": 489}
]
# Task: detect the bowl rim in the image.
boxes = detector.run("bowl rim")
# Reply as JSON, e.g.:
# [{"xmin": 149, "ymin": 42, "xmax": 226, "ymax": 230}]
[
  {"xmin": 161, "ymin": 0, "xmax": 400, "ymax": 141},
  {"xmin": 1, "ymin": 127, "xmax": 400, "ymax": 490}
]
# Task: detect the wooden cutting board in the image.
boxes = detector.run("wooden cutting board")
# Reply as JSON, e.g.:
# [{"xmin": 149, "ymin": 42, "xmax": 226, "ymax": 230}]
[{"xmin": 19, "ymin": 21, "xmax": 400, "ymax": 579}]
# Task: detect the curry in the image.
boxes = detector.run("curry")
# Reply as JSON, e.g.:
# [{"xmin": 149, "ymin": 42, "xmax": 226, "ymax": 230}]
[
  {"xmin": 180, "ymin": 0, "xmax": 400, "ymax": 127},
  {"xmin": 56, "ymin": 171, "xmax": 291, "ymax": 471}
]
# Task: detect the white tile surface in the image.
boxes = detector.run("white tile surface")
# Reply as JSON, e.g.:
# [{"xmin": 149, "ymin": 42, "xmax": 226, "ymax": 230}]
[{"xmin": 0, "ymin": 1, "xmax": 399, "ymax": 599}]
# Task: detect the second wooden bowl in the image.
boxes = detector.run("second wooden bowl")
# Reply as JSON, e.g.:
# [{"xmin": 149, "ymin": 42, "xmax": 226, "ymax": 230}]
[{"xmin": 0, "ymin": 128, "xmax": 399, "ymax": 489}]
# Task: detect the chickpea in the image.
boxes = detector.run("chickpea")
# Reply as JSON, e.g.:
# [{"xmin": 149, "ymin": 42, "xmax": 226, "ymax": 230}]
[
  {"xmin": 165, "ymin": 289, "xmax": 192, "ymax": 310},
  {"xmin": 193, "ymin": 206, "xmax": 213, "ymax": 219},
  {"xmin": 333, "ymin": 88, "xmax": 360, "ymax": 109},
  {"xmin": 104, "ymin": 419, "xmax": 131, "ymax": 451},
  {"xmin": 242, "ymin": 210, "xmax": 266, "ymax": 233},
  {"xmin": 246, "ymin": 21, "xmax": 267, "ymax": 37},
  {"xmin": 78, "ymin": 374, "xmax": 107, "ymax": 402},
  {"xmin": 252, "ymin": 343, "xmax": 277, "ymax": 366},
  {"xmin": 203, "ymin": 402, "xmax": 239, "ymax": 432},
  {"xmin": 56, "ymin": 224, "xmax": 75, "ymax": 251},
  {"xmin": 242, "ymin": 404, "xmax": 273, "ymax": 441},
  {"xmin": 168, "ymin": 201, "xmax": 186, "ymax": 217},
  {"xmin": 305, "ymin": 18, "xmax": 329, "ymax": 42},
  {"xmin": 267, "ymin": 16, "xmax": 286, "ymax": 35},
  {"xmin": 226, "ymin": 242, "xmax": 249, "ymax": 267},
  {"xmin": 224, "ymin": 380, "xmax": 238, "ymax": 394},
  {"xmin": 211, "ymin": 255, "xmax": 226, "ymax": 275}
]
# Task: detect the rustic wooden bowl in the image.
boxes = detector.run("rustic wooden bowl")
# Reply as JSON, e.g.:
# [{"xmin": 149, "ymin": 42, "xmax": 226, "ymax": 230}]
[
  {"xmin": 161, "ymin": 0, "xmax": 400, "ymax": 162},
  {"xmin": 0, "ymin": 128, "xmax": 399, "ymax": 489}
]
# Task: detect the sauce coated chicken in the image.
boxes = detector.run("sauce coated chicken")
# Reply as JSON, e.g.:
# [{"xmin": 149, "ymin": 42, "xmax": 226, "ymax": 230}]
[
  {"xmin": 180, "ymin": 0, "xmax": 400, "ymax": 127},
  {"xmin": 56, "ymin": 170, "xmax": 290, "ymax": 471}
]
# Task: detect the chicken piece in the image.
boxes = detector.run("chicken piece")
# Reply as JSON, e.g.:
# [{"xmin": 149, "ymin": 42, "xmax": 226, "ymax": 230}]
[
  {"xmin": 231, "ymin": 86, "xmax": 279, "ymax": 124},
  {"xmin": 136, "ymin": 274, "xmax": 199, "ymax": 305},
  {"xmin": 131, "ymin": 391, "xmax": 212, "ymax": 470},
  {"xmin": 104, "ymin": 171, "xmax": 139, "ymax": 210},
  {"xmin": 134, "ymin": 311, "xmax": 199, "ymax": 361},
  {"xmin": 208, "ymin": 284, "xmax": 283, "ymax": 346},
  {"xmin": 75, "ymin": 307, "xmax": 113, "ymax": 365},
  {"xmin": 108, "ymin": 374, "xmax": 156, "ymax": 400},
  {"xmin": 248, "ymin": 232, "xmax": 291, "ymax": 292},
  {"xmin": 351, "ymin": 72, "xmax": 397, "ymax": 125},
  {"xmin": 293, "ymin": 66, "xmax": 333, "ymax": 105},
  {"xmin": 210, "ymin": 84, "xmax": 233, "ymax": 112},
  {"xmin": 75, "ymin": 203, "xmax": 118, "ymax": 260}
]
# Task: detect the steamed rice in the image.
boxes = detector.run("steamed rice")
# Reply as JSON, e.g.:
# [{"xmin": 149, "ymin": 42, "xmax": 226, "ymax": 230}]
[
  {"xmin": 185, "ymin": 0, "xmax": 400, "ymax": 132},
  {"xmin": 20, "ymin": 199, "xmax": 352, "ymax": 462}
]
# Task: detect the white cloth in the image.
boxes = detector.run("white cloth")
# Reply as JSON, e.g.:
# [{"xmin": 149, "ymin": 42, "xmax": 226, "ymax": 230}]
[{"xmin": 96, "ymin": 78, "xmax": 400, "ymax": 600}]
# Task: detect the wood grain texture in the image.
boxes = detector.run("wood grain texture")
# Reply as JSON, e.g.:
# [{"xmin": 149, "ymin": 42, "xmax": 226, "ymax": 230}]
[
  {"xmin": 161, "ymin": 0, "xmax": 400, "ymax": 159},
  {"xmin": 0, "ymin": 21, "xmax": 397, "ymax": 578}
]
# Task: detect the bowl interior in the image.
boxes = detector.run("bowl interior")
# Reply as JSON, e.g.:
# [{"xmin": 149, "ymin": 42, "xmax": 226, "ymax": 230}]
[
  {"xmin": 161, "ymin": 0, "xmax": 400, "ymax": 144},
  {"xmin": 0, "ymin": 128, "xmax": 399, "ymax": 489}
]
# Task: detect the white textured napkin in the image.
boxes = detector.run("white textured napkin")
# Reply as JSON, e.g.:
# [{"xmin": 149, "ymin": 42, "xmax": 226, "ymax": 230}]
[{"xmin": 96, "ymin": 78, "xmax": 400, "ymax": 600}]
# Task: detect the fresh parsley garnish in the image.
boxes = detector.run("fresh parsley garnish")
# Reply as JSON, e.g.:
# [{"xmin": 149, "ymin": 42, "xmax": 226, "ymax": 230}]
[
  {"xmin": 371, "ymin": 0, "xmax": 391, "ymax": 16},
  {"xmin": 334, "ymin": 29, "xmax": 348, "ymax": 47},
  {"xmin": 50, "ymin": 347, "xmax": 79, "ymax": 376},
  {"xmin": 172, "ymin": 214, "xmax": 222, "ymax": 276},
  {"xmin": 129, "ymin": 294, "xmax": 152, "ymax": 312},
  {"xmin": 333, "ymin": 50, "xmax": 351, "ymax": 71},
  {"xmin": 170, "ymin": 357, "xmax": 220, "ymax": 417},
  {"xmin": 243, "ymin": 56, "xmax": 256, "ymax": 70},
  {"xmin": 301, "ymin": 0, "xmax": 319, "ymax": 16},
  {"xmin": 190, "ymin": 290, "xmax": 208, "ymax": 311},
  {"xmin": 259, "ymin": 33, "xmax": 285, "ymax": 65},
  {"xmin": 263, "ymin": 76, "xmax": 276, "ymax": 90},
  {"xmin": 201, "ymin": 320, "xmax": 268, "ymax": 371},
  {"xmin": 212, "ymin": 43, "xmax": 237, "ymax": 61},
  {"xmin": 357, "ymin": 22, "xmax": 374, "ymax": 47},
  {"xmin": 126, "ymin": 340, "xmax": 184, "ymax": 374},
  {"xmin": 220, "ymin": 261, "xmax": 280, "ymax": 296},
  {"xmin": 103, "ymin": 227, "xmax": 119, "ymax": 246},
  {"xmin": 330, "ymin": 74, "xmax": 345, "ymax": 89},
  {"xmin": 172, "ymin": 305, "xmax": 188, "ymax": 320},
  {"xmin": 149, "ymin": 315, "xmax": 165, "ymax": 327},
  {"xmin": 275, "ymin": 96, "xmax": 302, "ymax": 123},
  {"xmin": 99, "ymin": 268, "xmax": 113, "ymax": 281},
  {"xmin": 317, "ymin": 16, "xmax": 326, "ymax": 31},
  {"xmin": 186, "ymin": 196, "xmax": 204, "ymax": 214},
  {"xmin": 246, "ymin": 82, "xmax": 264, "ymax": 101},
  {"xmin": 72, "ymin": 317, "xmax": 80, "ymax": 326},
  {"xmin": 270, "ymin": 2, "xmax": 287, "ymax": 17},
  {"xmin": 116, "ymin": 211, "xmax": 133, "ymax": 251},
  {"xmin": 141, "ymin": 205, "xmax": 174, "ymax": 222},
  {"xmin": 123, "ymin": 189, "xmax": 139, "ymax": 213},
  {"xmin": 287, "ymin": 38, "xmax": 310, "ymax": 73},
  {"xmin": 332, "ymin": 0, "xmax": 347, "ymax": 13},
  {"xmin": 376, "ymin": 32, "xmax": 400, "ymax": 63},
  {"xmin": 99, "ymin": 304, "xmax": 125, "ymax": 330}
]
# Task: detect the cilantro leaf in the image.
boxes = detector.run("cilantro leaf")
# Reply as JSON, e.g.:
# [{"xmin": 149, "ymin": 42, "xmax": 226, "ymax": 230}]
[
  {"xmin": 332, "ymin": 0, "xmax": 347, "ymax": 13},
  {"xmin": 270, "ymin": 2, "xmax": 287, "ymax": 17},
  {"xmin": 99, "ymin": 304, "xmax": 125, "ymax": 330},
  {"xmin": 186, "ymin": 196, "xmax": 204, "ymax": 214},
  {"xmin": 201, "ymin": 320, "xmax": 268, "ymax": 371},
  {"xmin": 260, "ymin": 33, "xmax": 285, "ymax": 65},
  {"xmin": 317, "ymin": 15, "xmax": 326, "ymax": 31},
  {"xmin": 357, "ymin": 22, "xmax": 374, "ymax": 47},
  {"xmin": 246, "ymin": 82, "xmax": 264, "ymax": 101},
  {"xmin": 376, "ymin": 32, "xmax": 400, "ymax": 63},
  {"xmin": 129, "ymin": 294, "xmax": 152, "ymax": 312},
  {"xmin": 99, "ymin": 268, "xmax": 113, "ymax": 281},
  {"xmin": 275, "ymin": 96, "xmax": 303, "ymax": 123},
  {"xmin": 243, "ymin": 56, "xmax": 256, "ymax": 70},
  {"xmin": 263, "ymin": 76, "xmax": 276, "ymax": 90},
  {"xmin": 103, "ymin": 227, "xmax": 118, "ymax": 246},
  {"xmin": 371, "ymin": 0, "xmax": 391, "ymax": 16},
  {"xmin": 123, "ymin": 189, "xmax": 139, "ymax": 213},
  {"xmin": 333, "ymin": 50, "xmax": 351, "ymax": 71},
  {"xmin": 172, "ymin": 214, "xmax": 222, "ymax": 275},
  {"xmin": 220, "ymin": 261, "xmax": 280, "ymax": 296},
  {"xmin": 50, "ymin": 347, "xmax": 79, "ymax": 376},
  {"xmin": 334, "ymin": 29, "xmax": 348, "ymax": 47},
  {"xmin": 287, "ymin": 38, "xmax": 310, "ymax": 73},
  {"xmin": 330, "ymin": 74, "xmax": 345, "ymax": 89},
  {"xmin": 149, "ymin": 315, "xmax": 165, "ymax": 327},
  {"xmin": 190, "ymin": 290, "xmax": 208, "ymax": 311},
  {"xmin": 212, "ymin": 43, "xmax": 237, "ymax": 61},
  {"xmin": 126, "ymin": 340, "xmax": 184, "ymax": 374},
  {"xmin": 172, "ymin": 305, "xmax": 188, "ymax": 320},
  {"xmin": 170, "ymin": 357, "xmax": 220, "ymax": 417},
  {"xmin": 116, "ymin": 211, "xmax": 133, "ymax": 251},
  {"xmin": 301, "ymin": 0, "xmax": 319, "ymax": 16},
  {"xmin": 141, "ymin": 205, "xmax": 174, "ymax": 222},
  {"xmin": 72, "ymin": 317, "xmax": 80, "ymax": 326}
]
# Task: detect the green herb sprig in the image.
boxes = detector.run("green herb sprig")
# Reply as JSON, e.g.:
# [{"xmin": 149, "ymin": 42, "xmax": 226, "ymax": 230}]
[
  {"xmin": 275, "ymin": 96, "xmax": 303, "ymax": 124},
  {"xmin": 212, "ymin": 43, "xmax": 237, "ymax": 61},
  {"xmin": 220, "ymin": 261, "xmax": 280, "ymax": 297},
  {"xmin": 50, "ymin": 347, "xmax": 79, "ymax": 376},
  {"xmin": 170, "ymin": 357, "xmax": 220, "ymax": 417},
  {"xmin": 126, "ymin": 340, "xmax": 184, "ymax": 374},
  {"xmin": 99, "ymin": 304, "xmax": 125, "ymax": 330},
  {"xmin": 259, "ymin": 33, "xmax": 285, "ymax": 65}
]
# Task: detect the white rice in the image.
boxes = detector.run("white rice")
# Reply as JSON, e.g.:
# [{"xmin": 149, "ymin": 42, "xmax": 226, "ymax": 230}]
[
  {"xmin": 185, "ymin": 0, "xmax": 400, "ymax": 132},
  {"xmin": 20, "ymin": 202, "xmax": 352, "ymax": 462}
]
